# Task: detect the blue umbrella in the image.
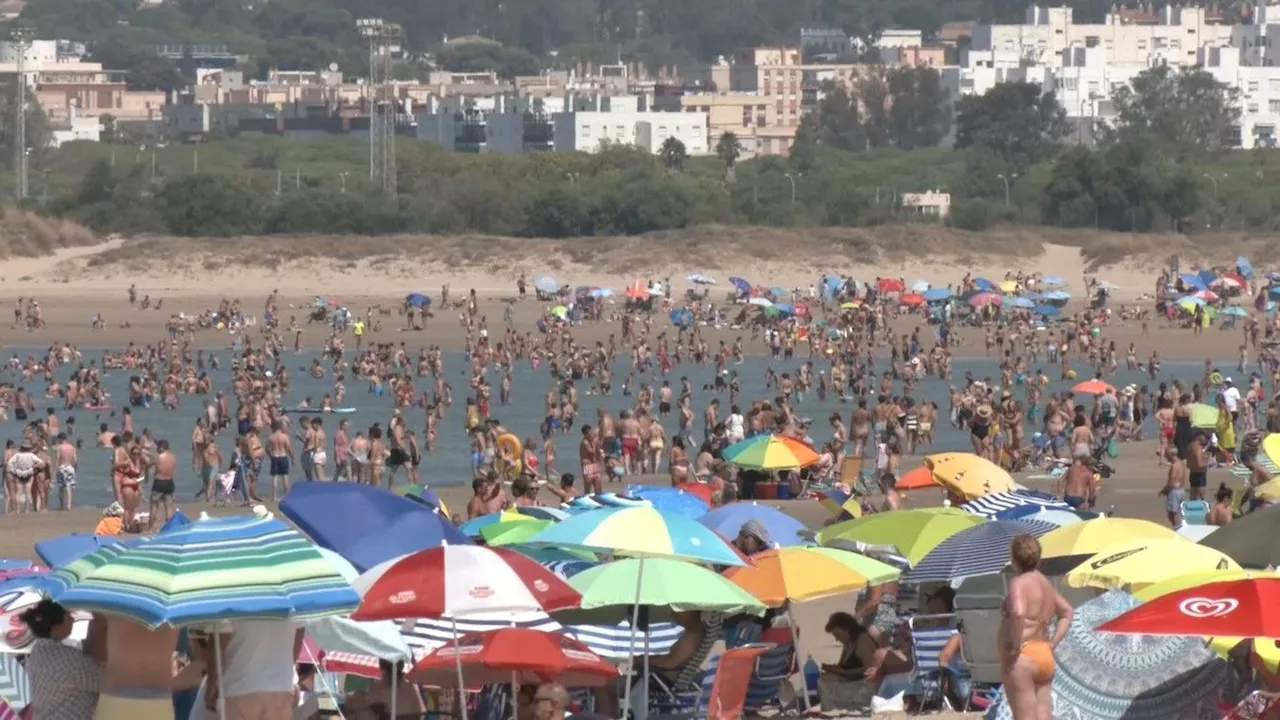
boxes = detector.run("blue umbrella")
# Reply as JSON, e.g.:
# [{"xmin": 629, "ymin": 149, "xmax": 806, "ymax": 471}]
[
  {"xmin": 161, "ymin": 510, "xmax": 193, "ymax": 533},
  {"xmin": 1008, "ymin": 296, "xmax": 1035, "ymax": 309},
  {"xmin": 1237, "ymin": 256, "xmax": 1254, "ymax": 279},
  {"xmin": 458, "ymin": 512, "xmax": 510, "ymax": 536},
  {"xmin": 905, "ymin": 519, "xmax": 1058, "ymax": 582},
  {"xmin": 590, "ymin": 288, "xmax": 615, "ymax": 298},
  {"xmin": 51, "ymin": 516, "xmax": 359, "ymax": 628},
  {"xmin": 622, "ymin": 486, "xmax": 710, "ymax": 520},
  {"xmin": 517, "ymin": 506, "xmax": 571, "ymax": 522},
  {"xmin": 1040, "ymin": 290, "xmax": 1072, "ymax": 302},
  {"xmin": 669, "ymin": 308, "xmax": 693, "ymax": 328},
  {"xmin": 728, "ymin": 276, "xmax": 751, "ymax": 293},
  {"xmin": 594, "ymin": 492, "xmax": 650, "ymax": 508},
  {"xmin": 1222, "ymin": 307, "xmax": 1248, "ymax": 317},
  {"xmin": 280, "ymin": 482, "xmax": 471, "ymax": 573},
  {"xmin": 1033, "ymin": 304, "xmax": 1060, "ymax": 317},
  {"xmin": 922, "ymin": 287, "xmax": 951, "ymax": 302},
  {"xmin": 405, "ymin": 293, "xmax": 431, "ymax": 308},
  {"xmin": 823, "ymin": 276, "xmax": 846, "ymax": 298},
  {"xmin": 0, "ymin": 559, "xmax": 34, "ymax": 572},
  {"xmin": 1198, "ymin": 269, "xmax": 1217, "ymax": 288},
  {"xmin": 533, "ymin": 275, "xmax": 559, "ymax": 294},
  {"xmin": 1042, "ymin": 275, "xmax": 1066, "ymax": 286},
  {"xmin": 698, "ymin": 502, "xmax": 809, "ymax": 546},
  {"xmin": 773, "ymin": 302, "xmax": 795, "ymax": 315},
  {"xmin": 973, "ymin": 278, "xmax": 995, "ymax": 291},
  {"xmin": 1180, "ymin": 272, "xmax": 1207, "ymax": 290},
  {"xmin": 34, "ymin": 534, "xmax": 134, "ymax": 568}
]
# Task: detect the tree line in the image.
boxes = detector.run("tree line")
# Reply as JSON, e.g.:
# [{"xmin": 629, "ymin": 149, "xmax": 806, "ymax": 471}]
[{"xmin": 31, "ymin": 62, "xmax": 1271, "ymax": 238}]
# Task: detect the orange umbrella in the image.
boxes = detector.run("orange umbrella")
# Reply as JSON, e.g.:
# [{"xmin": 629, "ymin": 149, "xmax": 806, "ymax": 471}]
[
  {"xmin": 895, "ymin": 466, "xmax": 937, "ymax": 491},
  {"xmin": 899, "ymin": 293, "xmax": 926, "ymax": 307},
  {"xmin": 1072, "ymin": 379, "xmax": 1115, "ymax": 395}
]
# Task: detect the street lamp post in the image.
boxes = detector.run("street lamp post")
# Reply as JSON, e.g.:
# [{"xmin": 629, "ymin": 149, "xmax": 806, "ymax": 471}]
[
  {"xmin": 10, "ymin": 25, "xmax": 34, "ymax": 201},
  {"xmin": 784, "ymin": 172, "xmax": 800, "ymax": 206},
  {"xmin": 997, "ymin": 173, "xmax": 1017, "ymax": 206}
]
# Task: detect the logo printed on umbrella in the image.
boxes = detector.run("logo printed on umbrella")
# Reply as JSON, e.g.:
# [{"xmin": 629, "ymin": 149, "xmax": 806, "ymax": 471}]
[
  {"xmin": 1178, "ymin": 597, "xmax": 1239, "ymax": 618},
  {"xmin": 1090, "ymin": 546, "xmax": 1145, "ymax": 570},
  {"xmin": 469, "ymin": 585, "xmax": 495, "ymax": 599},
  {"xmin": 388, "ymin": 591, "xmax": 416, "ymax": 605},
  {"xmin": 533, "ymin": 579, "xmax": 549, "ymax": 593}
]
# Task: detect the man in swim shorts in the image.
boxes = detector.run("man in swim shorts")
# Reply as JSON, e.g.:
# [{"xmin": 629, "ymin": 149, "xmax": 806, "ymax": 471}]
[
  {"xmin": 96, "ymin": 616, "xmax": 179, "ymax": 720},
  {"xmin": 266, "ymin": 420, "xmax": 293, "ymax": 502},
  {"xmin": 54, "ymin": 432, "xmax": 77, "ymax": 511}
]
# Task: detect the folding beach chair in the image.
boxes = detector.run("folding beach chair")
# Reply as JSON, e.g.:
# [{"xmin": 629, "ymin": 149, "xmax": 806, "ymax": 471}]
[
  {"xmin": 743, "ymin": 627, "xmax": 799, "ymax": 712},
  {"xmin": 1181, "ymin": 499, "xmax": 1210, "ymax": 525},
  {"xmin": 648, "ymin": 645, "xmax": 769, "ymax": 720},
  {"xmin": 901, "ymin": 614, "xmax": 958, "ymax": 710}
]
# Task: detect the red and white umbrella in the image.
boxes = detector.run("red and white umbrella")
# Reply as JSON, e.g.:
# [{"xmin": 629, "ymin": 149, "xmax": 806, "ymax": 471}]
[
  {"xmin": 1193, "ymin": 289, "xmax": 1220, "ymax": 302},
  {"xmin": 350, "ymin": 545, "xmax": 581, "ymax": 621},
  {"xmin": 409, "ymin": 628, "xmax": 619, "ymax": 688}
]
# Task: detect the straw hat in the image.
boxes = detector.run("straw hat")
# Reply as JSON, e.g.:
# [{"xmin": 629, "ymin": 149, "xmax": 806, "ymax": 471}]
[{"xmin": 975, "ymin": 404, "xmax": 994, "ymax": 420}]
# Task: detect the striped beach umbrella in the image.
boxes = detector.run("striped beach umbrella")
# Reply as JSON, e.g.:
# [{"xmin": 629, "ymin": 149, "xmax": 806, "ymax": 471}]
[
  {"xmin": 51, "ymin": 516, "xmax": 360, "ymax": 628},
  {"xmin": 721, "ymin": 434, "xmax": 819, "ymax": 470},
  {"xmin": 528, "ymin": 506, "xmax": 747, "ymax": 566},
  {"xmin": 906, "ymin": 519, "xmax": 1058, "ymax": 582},
  {"xmin": 961, "ymin": 490, "xmax": 1072, "ymax": 520}
]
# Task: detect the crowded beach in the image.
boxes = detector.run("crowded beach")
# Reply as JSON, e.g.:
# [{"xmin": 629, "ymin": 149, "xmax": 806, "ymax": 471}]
[{"xmin": 3, "ymin": 255, "xmax": 1280, "ymax": 720}]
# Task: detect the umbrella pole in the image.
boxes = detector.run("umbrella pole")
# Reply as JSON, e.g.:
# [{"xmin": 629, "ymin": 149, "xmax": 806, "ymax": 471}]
[
  {"xmin": 451, "ymin": 618, "xmax": 469, "ymax": 720},
  {"xmin": 391, "ymin": 666, "xmax": 398, "ymax": 720},
  {"xmin": 788, "ymin": 609, "xmax": 813, "ymax": 711},
  {"xmin": 620, "ymin": 557, "xmax": 645, "ymax": 720},
  {"xmin": 214, "ymin": 630, "xmax": 227, "ymax": 720}
]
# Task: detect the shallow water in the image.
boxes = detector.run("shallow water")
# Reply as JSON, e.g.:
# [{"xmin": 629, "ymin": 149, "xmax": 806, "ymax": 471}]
[{"xmin": 0, "ymin": 349, "xmax": 1214, "ymax": 508}]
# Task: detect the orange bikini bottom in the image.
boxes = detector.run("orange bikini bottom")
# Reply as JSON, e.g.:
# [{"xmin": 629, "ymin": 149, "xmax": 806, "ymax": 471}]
[{"xmin": 1020, "ymin": 639, "xmax": 1056, "ymax": 683}]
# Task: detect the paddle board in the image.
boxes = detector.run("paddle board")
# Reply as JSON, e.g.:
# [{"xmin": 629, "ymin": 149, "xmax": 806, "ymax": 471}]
[{"xmin": 285, "ymin": 408, "xmax": 358, "ymax": 415}]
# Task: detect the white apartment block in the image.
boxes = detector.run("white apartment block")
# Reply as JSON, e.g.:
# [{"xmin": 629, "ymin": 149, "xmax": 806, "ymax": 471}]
[{"xmin": 553, "ymin": 110, "xmax": 709, "ymax": 155}]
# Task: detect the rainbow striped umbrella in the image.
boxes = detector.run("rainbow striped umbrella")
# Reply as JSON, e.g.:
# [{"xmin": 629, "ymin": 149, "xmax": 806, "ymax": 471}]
[
  {"xmin": 721, "ymin": 434, "xmax": 819, "ymax": 470},
  {"xmin": 51, "ymin": 515, "xmax": 359, "ymax": 628},
  {"xmin": 529, "ymin": 506, "xmax": 746, "ymax": 566}
]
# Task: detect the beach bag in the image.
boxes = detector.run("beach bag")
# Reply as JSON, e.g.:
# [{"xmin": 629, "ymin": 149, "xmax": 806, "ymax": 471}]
[{"xmin": 1106, "ymin": 435, "xmax": 1119, "ymax": 458}]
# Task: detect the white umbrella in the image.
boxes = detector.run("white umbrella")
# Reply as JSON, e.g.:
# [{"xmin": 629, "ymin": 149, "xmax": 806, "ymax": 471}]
[{"xmin": 748, "ymin": 297, "xmax": 773, "ymax": 307}]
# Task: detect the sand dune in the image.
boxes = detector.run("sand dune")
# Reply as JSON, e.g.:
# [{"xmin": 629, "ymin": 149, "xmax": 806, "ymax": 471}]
[{"xmin": 0, "ymin": 224, "xmax": 1270, "ymax": 301}]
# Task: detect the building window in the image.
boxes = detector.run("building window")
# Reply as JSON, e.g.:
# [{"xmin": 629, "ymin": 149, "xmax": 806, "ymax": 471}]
[
  {"xmin": 582, "ymin": 125, "xmax": 590, "ymax": 137},
  {"xmin": 1138, "ymin": 39, "xmax": 1148, "ymax": 49},
  {"xmin": 1248, "ymin": 103, "xmax": 1259, "ymax": 113},
  {"xmin": 1269, "ymin": 99, "xmax": 1280, "ymax": 113},
  {"xmin": 1249, "ymin": 81, "xmax": 1260, "ymax": 93}
]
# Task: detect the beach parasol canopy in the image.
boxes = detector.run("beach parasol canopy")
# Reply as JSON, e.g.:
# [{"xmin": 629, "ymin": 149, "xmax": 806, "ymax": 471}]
[
  {"xmin": 922, "ymin": 287, "xmax": 952, "ymax": 302},
  {"xmin": 1040, "ymin": 290, "xmax": 1072, "ymax": 305},
  {"xmin": 910, "ymin": 280, "xmax": 931, "ymax": 292},
  {"xmin": 0, "ymin": 577, "xmax": 90, "ymax": 653},
  {"xmin": 1199, "ymin": 504, "xmax": 1280, "ymax": 569},
  {"xmin": 405, "ymin": 293, "xmax": 431, "ymax": 308},
  {"xmin": 878, "ymin": 278, "xmax": 905, "ymax": 293},
  {"xmin": 924, "ymin": 452, "xmax": 1017, "ymax": 500},
  {"xmin": 532, "ymin": 275, "xmax": 559, "ymax": 294},
  {"xmin": 1008, "ymin": 508, "xmax": 1088, "ymax": 527},
  {"xmin": 1184, "ymin": 402, "xmax": 1220, "ymax": 429},
  {"xmin": 967, "ymin": 292, "xmax": 1001, "ymax": 307},
  {"xmin": 721, "ymin": 434, "xmax": 819, "ymax": 470},
  {"xmin": 900, "ymin": 293, "xmax": 926, "ymax": 307},
  {"xmin": 906, "ymin": 519, "xmax": 1058, "ymax": 582},
  {"xmin": 1073, "ymin": 378, "xmax": 1115, "ymax": 395},
  {"xmin": 479, "ymin": 519, "xmax": 553, "ymax": 546},
  {"xmin": 685, "ymin": 273, "xmax": 715, "ymax": 285},
  {"xmin": 308, "ymin": 548, "xmax": 414, "ymax": 664},
  {"xmin": 728, "ymin": 276, "xmax": 751, "ymax": 293},
  {"xmin": 409, "ymin": 628, "xmax": 619, "ymax": 688},
  {"xmin": 895, "ymin": 466, "xmax": 938, "ymax": 491},
  {"xmin": 1097, "ymin": 577, "xmax": 1280, "ymax": 639},
  {"xmin": 698, "ymin": 502, "xmax": 809, "ymax": 547},
  {"xmin": 960, "ymin": 490, "xmax": 1071, "ymax": 520},
  {"xmin": 528, "ymin": 506, "xmax": 746, "ymax": 567},
  {"xmin": 722, "ymin": 547, "xmax": 900, "ymax": 607},
  {"xmin": 621, "ymin": 485, "xmax": 710, "ymax": 520},
  {"xmin": 987, "ymin": 591, "xmax": 1238, "ymax": 720},
  {"xmin": 51, "ymin": 515, "xmax": 360, "ymax": 629},
  {"xmin": 816, "ymin": 508, "xmax": 987, "ymax": 565},
  {"xmin": 34, "ymin": 533, "xmax": 133, "ymax": 568},
  {"xmin": 351, "ymin": 545, "xmax": 581, "ymax": 621},
  {"xmin": 1064, "ymin": 539, "xmax": 1239, "ymax": 592},
  {"xmin": 280, "ymin": 482, "xmax": 472, "ymax": 573},
  {"xmin": 747, "ymin": 296, "xmax": 773, "ymax": 307},
  {"xmin": 1034, "ymin": 304, "xmax": 1061, "ymax": 317},
  {"xmin": 561, "ymin": 558, "xmax": 765, "ymax": 621},
  {"xmin": 1037, "ymin": 517, "xmax": 1181, "ymax": 575},
  {"xmin": 1132, "ymin": 569, "xmax": 1280, "ymax": 603}
]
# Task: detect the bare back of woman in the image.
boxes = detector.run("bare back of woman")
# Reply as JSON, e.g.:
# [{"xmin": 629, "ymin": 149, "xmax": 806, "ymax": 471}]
[{"xmin": 999, "ymin": 535, "xmax": 1073, "ymax": 720}]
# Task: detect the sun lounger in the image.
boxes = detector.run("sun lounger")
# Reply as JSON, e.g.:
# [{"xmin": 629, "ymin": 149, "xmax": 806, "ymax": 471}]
[{"xmin": 648, "ymin": 645, "xmax": 770, "ymax": 719}]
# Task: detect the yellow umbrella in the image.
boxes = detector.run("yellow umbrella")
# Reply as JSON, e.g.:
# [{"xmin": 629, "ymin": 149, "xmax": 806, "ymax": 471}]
[
  {"xmin": 1039, "ymin": 517, "xmax": 1180, "ymax": 562},
  {"xmin": 998, "ymin": 280, "xmax": 1019, "ymax": 293},
  {"xmin": 924, "ymin": 452, "xmax": 1016, "ymax": 500},
  {"xmin": 1263, "ymin": 432, "xmax": 1280, "ymax": 470},
  {"xmin": 723, "ymin": 546, "xmax": 900, "ymax": 607},
  {"xmin": 1254, "ymin": 476, "xmax": 1280, "ymax": 502},
  {"xmin": 1064, "ymin": 538, "xmax": 1239, "ymax": 592}
]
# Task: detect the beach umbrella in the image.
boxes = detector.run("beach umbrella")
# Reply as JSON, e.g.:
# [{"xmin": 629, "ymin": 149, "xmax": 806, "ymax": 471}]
[
  {"xmin": 34, "ymin": 533, "xmax": 132, "ymax": 568},
  {"xmin": 973, "ymin": 277, "xmax": 995, "ymax": 292},
  {"xmin": 351, "ymin": 545, "xmax": 581, "ymax": 622},
  {"xmin": 1041, "ymin": 275, "xmax": 1066, "ymax": 287},
  {"xmin": 1072, "ymin": 378, "xmax": 1115, "ymax": 395},
  {"xmin": 401, "ymin": 612, "xmax": 682, "ymax": 661},
  {"xmin": 960, "ymin": 490, "xmax": 1071, "ymax": 520},
  {"xmin": 816, "ymin": 508, "xmax": 987, "ymax": 565},
  {"xmin": 280, "ymin": 482, "xmax": 471, "ymax": 573},
  {"xmin": 307, "ymin": 548, "xmax": 413, "ymax": 664},
  {"xmin": 1008, "ymin": 508, "xmax": 1087, "ymax": 527},
  {"xmin": 910, "ymin": 280, "xmax": 931, "ymax": 293},
  {"xmin": 685, "ymin": 273, "xmax": 715, "ymax": 285},
  {"xmin": 673, "ymin": 482, "xmax": 715, "ymax": 504},
  {"xmin": 480, "ymin": 519, "xmax": 553, "ymax": 546},
  {"xmin": 622, "ymin": 486, "xmax": 710, "ymax": 520},
  {"xmin": 1040, "ymin": 290, "xmax": 1072, "ymax": 305},
  {"xmin": 532, "ymin": 275, "xmax": 559, "ymax": 294},
  {"xmin": 773, "ymin": 302, "xmax": 795, "ymax": 315},
  {"xmin": 698, "ymin": 502, "xmax": 808, "ymax": 547},
  {"xmin": 459, "ymin": 510, "xmax": 534, "ymax": 537},
  {"xmin": 1033, "ymin": 304, "xmax": 1060, "ymax": 317},
  {"xmin": 1237, "ymin": 256, "xmax": 1254, "ymax": 279},
  {"xmin": 986, "ymin": 591, "xmax": 1236, "ymax": 720},
  {"xmin": 1007, "ymin": 296, "xmax": 1034, "ymax": 309},
  {"xmin": 589, "ymin": 287, "xmax": 615, "ymax": 298},
  {"xmin": 392, "ymin": 485, "xmax": 450, "ymax": 516},
  {"xmin": 721, "ymin": 434, "xmax": 819, "ymax": 470},
  {"xmin": 1097, "ymin": 577, "xmax": 1280, "ymax": 638},
  {"xmin": 922, "ymin": 287, "xmax": 952, "ymax": 302},
  {"xmin": 0, "ymin": 576, "xmax": 90, "ymax": 653},
  {"xmin": 1178, "ymin": 296, "xmax": 1206, "ymax": 311},
  {"xmin": 728, "ymin": 276, "xmax": 751, "ymax": 293},
  {"xmin": 593, "ymin": 492, "xmax": 649, "ymax": 508},
  {"xmin": 1179, "ymin": 272, "xmax": 1207, "ymax": 290},
  {"xmin": 816, "ymin": 488, "xmax": 856, "ymax": 517},
  {"xmin": 877, "ymin": 278, "xmax": 905, "ymax": 293},
  {"xmin": 723, "ymin": 547, "xmax": 899, "ymax": 607},
  {"xmin": 516, "ymin": 506, "xmax": 571, "ymax": 522},
  {"xmin": 503, "ymin": 545, "xmax": 595, "ymax": 565},
  {"xmin": 907, "ymin": 519, "xmax": 1057, "ymax": 582},
  {"xmin": 563, "ymin": 558, "xmax": 765, "ymax": 620},
  {"xmin": 1132, "ymin": 569, "xmax": 1280, "ymax": 602},
  {"xmin": 899, "ymin": 293, "xmax": 926, "ymax": 307},
  {"xmin": 895, "ymin": 466, "xmax": 939, "ymax": 491},
  {"xmin": 1211, "ymin": 275, "xmax": 1243, "ymax": 290},
  {"xmin": 668, "ymin": 308, "xmax": 693, "ymax": 328},
  {"xmin": 1064, "ymin": 538, "xmax": 1239, "ymax": 592},
  {"xmin": 1222, "ymin": 307, "xmax": 1248, "ymax": 317},
  {"xmin": 1199, "ymin": 505, "xmax": 1280, "ymax": 568},
  {"xmin": 409, "ymin": 628, "xmax": 619, "ymax": 688},
  {"xmin": 1193, "ymin": 289, "xmax": 1220, "ymax": 302},
  {"xmin": 405, "ymin": 293, "xmax": 431, "ymax": 308},
  {"xmin": 925, "ymin": 452, "xmax": 1017, "ymax": 500},
  {"xmin": 527, "ymin": 506, "xmax": 746, "ymax": 567},
  {"xmin": 747, "ymin": 296, "xmax": 773, "ymax": 307},
  {"xmin": 1184, "ymin": 402, "xmax": 1220, "ymax": 429},
  {"xmin": 967, "ymin": 292, "xmax": 1001, "ymax": 307},
  {"xmin": 1037, "ymin": 517, "xmax": 1181, "ymax": 575},
  {"xmin": 1175, "ymin": 524, "xmax": 1219, "ymax": 541},
  {"xmin": 1263, "ymin": 434, "xmax": 1280, "ymax": 473},
  {"xmin": 51, "ymin": 515, "xmax": 359, "ymax": 628},
  {"xmin": 999, "ymin": 279, "xmax": 1019, "ymax": 293}
]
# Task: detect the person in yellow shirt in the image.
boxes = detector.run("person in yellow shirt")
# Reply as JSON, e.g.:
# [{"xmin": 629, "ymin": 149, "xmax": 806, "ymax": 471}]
[{"xmin": 352, "ymin": 320, "xmax": 365, "ymax": 351}]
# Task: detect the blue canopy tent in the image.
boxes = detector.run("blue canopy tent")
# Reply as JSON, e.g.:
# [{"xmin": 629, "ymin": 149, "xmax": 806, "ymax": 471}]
[
  {"xmin": 669, "ymin": 308, "xmax": 694, "ymax": 328},
  {"xmin": 923, "ymin": 287, "xmax": 952, "ymax": 303}
]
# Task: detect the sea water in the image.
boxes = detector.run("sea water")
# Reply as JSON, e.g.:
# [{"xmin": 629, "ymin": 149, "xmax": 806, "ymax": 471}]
[{"xmin": 0, "ymin": 349, "xmax": 1213, "ymax": 508}]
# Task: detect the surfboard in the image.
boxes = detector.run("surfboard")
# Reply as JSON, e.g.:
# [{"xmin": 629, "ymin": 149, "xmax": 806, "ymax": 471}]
[{"xmin": 285, "ymin": 407, "xmax": 358, "ymax": 415}]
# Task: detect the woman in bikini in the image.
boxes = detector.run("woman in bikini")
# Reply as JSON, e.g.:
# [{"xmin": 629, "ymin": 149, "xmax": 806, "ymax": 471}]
[
  {"xmin": 111, "ymin": 435, "xmax": 141, "ymax": 530},
  {"xmin": 999, "ymin": 534, "xmax": 1073, "ymax": 720}
]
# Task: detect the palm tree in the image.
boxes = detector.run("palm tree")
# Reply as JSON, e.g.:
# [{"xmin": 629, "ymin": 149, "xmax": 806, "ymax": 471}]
[
  {"xmin": 716, "ymin": 132, "xmax": 742, "ymax": 182},
  {"xmin": 659, "ymin": 137, "xmax": 687, "ymax": 172}
]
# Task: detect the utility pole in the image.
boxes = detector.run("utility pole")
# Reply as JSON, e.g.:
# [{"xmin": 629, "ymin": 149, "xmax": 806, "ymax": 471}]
[
  {"xmin": 10, "ymin": 25, "xmax": 33, "ymax": 202},
  {"xmin": 356, "ymin": 18, "xmax": 403, "ymax": 198}
]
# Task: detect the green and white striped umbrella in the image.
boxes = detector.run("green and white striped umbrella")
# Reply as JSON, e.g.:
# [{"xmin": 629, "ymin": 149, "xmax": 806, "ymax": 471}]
[{"xmin": 52, "ymin": 515, "xmax": 358, "ymax": 629}]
